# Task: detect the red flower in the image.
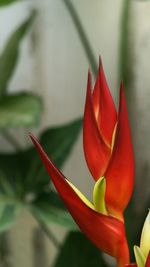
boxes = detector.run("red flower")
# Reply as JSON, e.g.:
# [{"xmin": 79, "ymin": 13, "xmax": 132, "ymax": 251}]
[
  {"xmin": 30, "ymin": 59, "xmax": 134, "ymax": 267},
  {"xmin": 83, "ymin": 60, "xmax": 134, "ymax": 219}
]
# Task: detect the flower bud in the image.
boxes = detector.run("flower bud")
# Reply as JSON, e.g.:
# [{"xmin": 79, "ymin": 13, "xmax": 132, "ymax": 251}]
[{"xmin": 140, "ymin": 211, "xmax": 150, "ymax": 259}]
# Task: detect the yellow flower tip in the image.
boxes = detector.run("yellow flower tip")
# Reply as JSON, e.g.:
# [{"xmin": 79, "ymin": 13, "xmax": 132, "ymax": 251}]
[
  {"xmin": 93, "ymin": 176, "xmax": 108, "ymax": 215},
  {"xmin": 140, "ymin": 210, "xmax": 150, "ymax": 259},
  {"xmin": 134, "ymin": 245, "xmax": 146, "ymax": 267},
  {"xmin": 111, "ymin": 122, "xmax": 117, "ymax": 152}
]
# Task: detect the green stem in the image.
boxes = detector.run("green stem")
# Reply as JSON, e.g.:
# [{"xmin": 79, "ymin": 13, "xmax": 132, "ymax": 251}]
[
  {"xmin": 119, "ymin": 0, "xmax": 132, "ymax": 89},
  {"xmin": 63, "ymin": 0, "xmax": 97, "ymax": 76},
  {"xmin": 1, "ymin": 130, "xmax": 22, "ymax": 151}
]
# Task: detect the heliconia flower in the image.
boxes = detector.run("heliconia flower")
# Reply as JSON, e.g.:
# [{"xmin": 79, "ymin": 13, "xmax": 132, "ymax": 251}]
[
  {"xmin": 83, "ymin": 59, "xmax": 134, "ymax": 219},
  {"xmin": 133, "ymin": 211, "xmax": 150, "ymax": 267},
  {"xmin": 30, "ymin": 59, "xmax": 134, "ymax": 267}
]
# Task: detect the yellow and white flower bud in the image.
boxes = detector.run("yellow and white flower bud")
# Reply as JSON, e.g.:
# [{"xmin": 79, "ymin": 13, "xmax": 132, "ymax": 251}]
[
  {"xmin": 140, "ymin": 210, "xmax": 150, "ymax": 259},
  {"xmin": 134, "ymin": 245, "xmax": 146, "ymax": 267}
]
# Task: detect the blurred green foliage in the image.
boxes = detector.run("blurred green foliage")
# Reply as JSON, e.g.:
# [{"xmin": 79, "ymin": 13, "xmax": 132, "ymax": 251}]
[
  {"xmin": 53, "ymin": 231, "xmax": 108, "ymax": 267},
  {"xmin": 0, "ymin": 0, "xmax": 149, "ymax": 267},
  {"xmin": 0, "ymin": 3, "xmax": 83, "ymax": 266},
  {"xmin": 0, "ymin": 119, "xmax": 82, "ymax": 231},
  {"xmin": 0, "ymin": 93, "xmax": 41, "ymax": 128},
  {"xmin": 0, "ymin": 12, "xmax": 42, "ymax": 128},
  {"xmin": 0, "ymin": 0, "xmax": 19, "ymax": 6},
  {"xmin": 0, "ymin": 13, "xmax": 34, "ymax": 96}
]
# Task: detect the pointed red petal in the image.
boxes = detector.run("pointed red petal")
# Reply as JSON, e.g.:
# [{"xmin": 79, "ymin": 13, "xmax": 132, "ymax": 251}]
[
  {"xmin": 146, "ymin": 253, "xmax": 150, "ymax": 267},
  {"xmin": 83, "ymin": 71, "xmax": 111, "ymax": 180},
  {"xmin": 30, "ymin": 134, "xmax": 129, "ymax": 266},
  {"xmin": 105, "ymin": 84, "xmax": 134, "ymax": 218},
  {"xmin": 92, "ymin": 69, "xmax": 100, "ymax": 119},
  {"xmin": 97, "ymin": 60, "xmax": 117, "ymax": 147}
]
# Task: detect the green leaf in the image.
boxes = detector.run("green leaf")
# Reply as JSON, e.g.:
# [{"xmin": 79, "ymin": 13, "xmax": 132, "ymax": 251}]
[
  {"xmin": 0, "ymin": 0, "xmax": 19, "ymax": 6},
  {"xmin": 0, "ymin": 118, "xmax": 82, "ymax": 231},
  {"xmin": 0, "ymin": 119, "xmax": 82, "ymax": 195},
  {"xmin": 0, "ymin": 93, "xmax": 42, "ymax": 128},
  {"xmin": 0, "ymin": 153, "xmax": 23, "ymax": 196},
  {"xmin": 25, "ymin": 118, "xmax": 82, "ymax": 192},
  {"xmin": 0, "ymin": 13, "xmax": 35, "ymax": 95},
  {"xmin": 31, "ymin": 192, "xmax": 78, "ymax": 230},
  {"xmin": 35, "ymin": 191, "xmax": 68, "ymax": 211},
  {"xmin": 40, "ymin": 117, "xmax": 82, "ymax": 166},
  {"xmin": 53, "ymin": 231, "xmax": 109, "ymax": 267},
  {"xmin": 0, "ymin": 157, "xmax": 22, "ymax": 231},
  {"xmin": 0, "ymin": 203, "xmax": 21, "ymax": 232},
  {"xmin": 0, "ymin": 118, "xmax": 81, "ymax": 195}
]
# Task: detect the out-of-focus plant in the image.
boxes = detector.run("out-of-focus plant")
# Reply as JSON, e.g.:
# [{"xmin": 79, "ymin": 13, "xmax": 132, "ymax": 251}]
[
  {"xmin": 0, "ymin": 2, "xmax": 82, "ymax": 266},
  {"xmin": 0, "ymin": 119, "xmax": 82, "ymax": 232},
  {"xmin": 0, "ymin": 12, "xmax": 42, "ymax": 131},
  {"xmin": 53, "ymin": 231, "xmax": 108, "ymax": 267},
  {"xmin": 0, "ymin": 11, "xmax": 42, "ymax": 231},
  {"xmin": 0, "ymin": 5, "xmax": 42, "ymax": 266},
  {"xmin": 0, "ymin": 0, "xmax": 82, "ymax": 233},
  {"xmin": 0, "ymin": 0, "xmax": 19, "ymax": 6}
]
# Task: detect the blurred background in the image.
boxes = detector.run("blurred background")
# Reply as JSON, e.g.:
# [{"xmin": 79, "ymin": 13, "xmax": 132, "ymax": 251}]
[{"xmin": 0, "ymin": 0, "xmax": 150, "ymax": 267}]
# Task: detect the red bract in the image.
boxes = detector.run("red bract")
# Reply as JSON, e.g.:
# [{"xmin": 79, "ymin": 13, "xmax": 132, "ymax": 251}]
[
  {"xmin": 30, "ymin": 133, "xmax": 129, "ymax": 267},
  {"xmin": 83, "ymin": 61, "xmax": 134, "ymax": 219},
  {"xmin": 146, "ymin": 254, "xmax": 150, "ymax": 267},
  {"xmin": 30, "ymin": 60, "xmax": 134, "ymax": 267}
]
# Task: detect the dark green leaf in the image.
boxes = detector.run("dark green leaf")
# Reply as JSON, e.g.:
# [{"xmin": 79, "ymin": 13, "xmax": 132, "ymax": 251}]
[
  {"xmin": 0, "ymin": 118, "xmax": 81, "ymax": 195},
  {"xmin": 0, "ymin": 93, "xmax": 42, "ymax": 128},
  {"xmin": 0, "ymin": 13, "xmax": 35, "ymax": 95},
  {"xmin": 25, "ymin": 118, "xmax": 82, "ymax": 192},
  {"xmin": 0, "ymin": 152, "xmax": 26, "ymax": 198},
  {"xmin": 45, "ymin": 191, "xmax": 68, "ymax": 210},
  {"xmin": 0, "ymin": 118, "xmax": 82, "ymax": 231},
  {"xmin": 40, "ymin": 117, "xmax": 82, "ymax": 167},
  {"xmin": 31, "ymin": 192, "xmax": 78, "ymax": 230},
  {"xmin": 53, "ymin": 231, "xmax": 109, "ymax": 267},
  {"xmin": 0, "ymin": 0, "xmax": 19, "ymax": 6},
  {"xmin": 35, "ymin": 191, "xmax": 68, "ymax": 211},
  {"xmin": 0, "ymin": 203, "xmax": 21, "ymax": 232},
  {"xmin": 0, "ymin": 155, "xmax": 23, "ymax": 231}
]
